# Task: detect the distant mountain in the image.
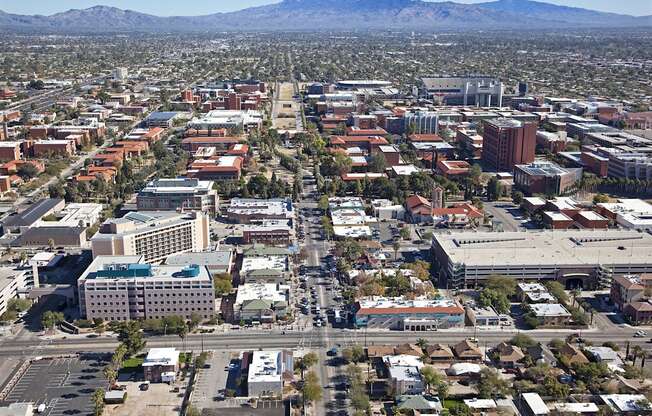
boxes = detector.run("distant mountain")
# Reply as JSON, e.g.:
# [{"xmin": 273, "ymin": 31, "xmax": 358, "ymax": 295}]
[{"xmin": 0, "ymin": 0, "xmax": 649, "ymax": 33}]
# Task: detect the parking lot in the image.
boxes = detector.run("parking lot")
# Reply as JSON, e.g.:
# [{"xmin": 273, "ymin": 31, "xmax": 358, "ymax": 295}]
[{"xmin": 3, "ymin": 354, "xmax": 109, "ymax": 416}]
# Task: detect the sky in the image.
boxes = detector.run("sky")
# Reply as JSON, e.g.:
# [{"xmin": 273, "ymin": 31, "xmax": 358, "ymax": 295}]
[{"xmin": 1, "ymin": 0, "xmax": 651, "ymax": 17}]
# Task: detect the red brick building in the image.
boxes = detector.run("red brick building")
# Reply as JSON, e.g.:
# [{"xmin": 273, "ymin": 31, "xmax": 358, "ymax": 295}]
[{"xmin": 482, "ymin": 119, "xmax": 536, "ymax": 171}]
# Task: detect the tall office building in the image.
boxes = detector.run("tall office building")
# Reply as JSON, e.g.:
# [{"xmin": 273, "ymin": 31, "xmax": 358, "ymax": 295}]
[
  {"xmin": 482, "ymin": 119, "xmax": 536, "ymax": 171},
  {"xmin": 91, "ymin": 211, "xmax": 210, "ymax": 263},
  {"xmin": 78, "ymin": 255, "xmax": 215, "ymax": 322},
  {"xmin": 113, "ymin": 67, "xmax": 128, "ymax": 81}
]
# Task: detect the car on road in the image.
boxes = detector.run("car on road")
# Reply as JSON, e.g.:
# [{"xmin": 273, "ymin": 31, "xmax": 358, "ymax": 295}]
[
  {"xmin": 327, "ymin": 347, "xmax": 338, "ymax": 356},
  {"xmin": 635, "ymin": 330, "xmax": 647, "ymax": 337}
]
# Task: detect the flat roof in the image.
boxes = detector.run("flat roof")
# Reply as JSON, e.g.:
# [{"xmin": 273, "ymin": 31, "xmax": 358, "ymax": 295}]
[
  {"xmin": 433, "ymin": 230, "xmax": 652, "ymax": 268},
  {"xmin": 165, "ymin": 250, "xmax": 232, "ymax": 268},
  {"xmin": 143, "ymin": 348, "xmax": 178, "ymax": 367},
  {"xmin": 79, "ymin": 255, "xmax": 211, "ymax": 283},
  {"xmin": 530, "ymin": 303, "xmax": 571, "ymax": 317},
  {"xmin": 140, "ymin": 178, "xmax": 214, "ymax": 194},
  {"xmin": 521, "ymin": 392, "xmax": 549, "ymax": 415},
  {"xmin": 357, "ymin": 296, "xmax": 463, "ymax": 315},
  {"xmin": 3, "ymin": 198, "xmax": 64, "ymax": 227},
  {"xmin": 248, "ymin": 350, "xmax": 282, "ymax": 383},
  {"xmin": 543, "ymin": 211, "xmax": 573, "ymax": 221},
  {"xmin": 234, "ymin": 283, "xmax": 289, "ymax": 307}
]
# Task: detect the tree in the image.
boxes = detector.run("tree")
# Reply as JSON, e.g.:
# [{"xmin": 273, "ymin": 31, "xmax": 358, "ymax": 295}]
[
  {"xmin": 17, "ymin": 163, "xmax": 39, "ymax": 180},
  {"xmin": 485, "ymin": 275, "xmax": 517, "ymax": 298},
  {"xmin": 186, "ymin": 406, "xmax": 201, "ymax": 416},
  {"xmin": 368, "ymin": 154, "xmax": 387, "ymax": 173},
  {"xmin": 318, "ymin": 195, "xmax": 329, "ymax": 211},
  {"xmin": 512, "ymin": 191, "xmax": 524, "ymax": 206},
  {"xmin": 47, "ymin": 238, "xmax": 55, "ymax": 252},
  {"xmin": 213, "ymin": 278, "xmax": 233, "ymax": 297},
  {"xmin": 421, "ymin": 366, "xmax": 446, "ymax": 395},
  {"xmin": 487, "ymin": 177, "xmax": 502, "ymax": 201},
  {"xmin": 416, "ymin": 338, "xmax": 429, "ymax": 350},
  {"xmin": 117, "ymin": 321, "xmax": 146, "ymax": 356},
  {"xmin": 342, "ymin": 346, "xmax": 365, "ymax": 363},
  {"xmin": 103, "ymin": 366, "xmax": 117, "ymax": 386},
  {"xmin": 510, "ymin": 334, "xmax": 537, "ymax": 349},
  {"xmin": 399, "ymin": 226, "xmax": 411, "ymax": 240},
  {"xmin": 297, "ymin": 352, "xmax": 319, "ymax": 380},
  {"xmin": 178, "ymin": 321, "xmax": 189, "ymax": 351},
  {"xmin": 92, "ymin": 388, "xmax": 105, "ymax": 416},
  {"xmin": 593, "ymin": 193, "xmax": 610, "ymax": 204},
  {"xmin": 478, "ymin": 289, "xmax": 510, "ymax": 314},
  {"xmin": 392, "ymin": 241, "xmax": 400, "ymax": 261},
  {"xmin": 302, "ymin": 371, "xmax": 322, "ymax": 403},
  {"xmin": 542, "ymin": 375, "xmax": 570, "ymax": 399},
  {"xmin": 544, "ymin": 281, "xmax": 569, "ymax": 305},
  {"xmin": 41, "ymin": 311, "xmax": 64, "ymax": 330},
  {"xmin": 477, "ymin": 368, "xmax": 511, "ymax": 399}
]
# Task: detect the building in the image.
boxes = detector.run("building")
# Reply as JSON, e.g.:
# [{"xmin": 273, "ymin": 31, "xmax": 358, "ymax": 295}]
[
  {"xmin": 245, "ymin": 350, "xmax": 293, "ymax": 398},
  {"xmin": 404, "ymin": 111, "xmax": 439, "ymax": 134},
  {"xmin": 514, "ymin": 161, "xmax": 582, "ymax": 196},
  {"xmin": 2, "ymin": 198, "xmax": 66, "ymax": 233},
  {"xmin": 113, "ymin": 67, "xmax": 128, "ymax": 81},
  {"xmin": 227, "ymin": 198, "xmax": 294, "ymax": 224},
  {"xmin": 599, "ymin": 394, "xmax": 651, "ymax": 415},
  {"xmin": 482, "ymin": 119, "xmax": 536, "ymax": 171},
  {"xmin": 517, "ymin": 283, "xmax": 556, "ymax": 303},
  {"xmin": 242, "ymin": 220, "xmax": 292, "ymax": 245},
  {"xmin": 466, "ymin": 306, "xmax": 506, "ymax": 327},
  {"xmin": 137, "ymin": 178, "xmax": 219, "ymax": 215},
  {"xmin": 596, "ymin": 199, "xmax": 652, "ymax": 229},
  {"xmin": 457, "ymin": 129, "xmax": 483, "ymax": 159},
  {"xmin": 0, "ymin": 403, "xmax": 34, "ymax": 416},
  {"xmin": 91, "ymin": 211, "xmax": 210, "ymax": 263},
  {"xmin": 187, "ymin": 156, "xmax": 243, "ymax": 180},
  {"xmin": 12, "ymin": 226, "xmax": 87, "ymax": 248},
  {"xmin": 36, "ymin": 203, "xmax": 103, "ymax": 227},
  {"xmin": 234, "ymin": 283, "xmax": 290, "ymax": 323},
  {"xmin": 421, "ymin": 76, "xmax": 504, "ymax": 106},
  {"xmin": 165, "ymin": 250, "xmax": 233, "ymax": 275},
  {"xmin": 610, "ymin": 274, "xmax": 652, "ymax": 325},
  {"xmin": 353, "ymin": 296, "xmax": 464, "ymax": 330},
  {"xmin": 518, "ymin": 393, "xmax": 549, "ymax": 416},
  {"xmin": 78, "ymin": 255, "xmax": 215, "ymax": 321},
  {"xmin": 142, "ymin": 112, "xmax": 178, "ymax": 128},
  {"xmin": 143, "ymin": 348, "xmax": 178, "ymax": 383},
  {"xmin": 389, "ymin": 366, "xmax": 424, "ymax": 395},
  {"xmin": 187, "ymin": 110, "xmax": 263, "ymax": 131},
  {"xmin": 432, "ymin": 230, "xmax": 652, "ymax": 289},
  {"xmin": 550, "ymin": 403, "xmax": 599, "ymax": 416},
  {"xmin": 0, "ymin": 142, "xmax": 22, "ymax": 161},
  {"xmin": 528, "ymin": 303, "xmax": 572, "ymax": 326},
  {"xmin": 32, "ymin": 139, "xmax": 76, "ymax": 157},
  {"xmin": 0, "ymin": 268, "xmax": 32, "ymax": 317}
]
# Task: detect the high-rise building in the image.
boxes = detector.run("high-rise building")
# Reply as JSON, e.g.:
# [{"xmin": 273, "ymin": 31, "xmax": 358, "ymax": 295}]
[
  {"xmin": 78, "ymin": 255, "xmax": 215, "ymax": 322},
  {"xmin": 91, "ymin": 211, "xmax": 210, "ymax": 263},
  {"xmin": 113, "ymin": 67, "xmax": 128, "ymax": 81},
  {"xmin": 482, "ymin": 119, "xmax": 536, "ymax": 171}
]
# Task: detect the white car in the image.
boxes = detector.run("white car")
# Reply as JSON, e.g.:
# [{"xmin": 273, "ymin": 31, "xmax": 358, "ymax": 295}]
[{"xmin": 634, "ymin": 330, "xmax": 647, "ymax": 337}]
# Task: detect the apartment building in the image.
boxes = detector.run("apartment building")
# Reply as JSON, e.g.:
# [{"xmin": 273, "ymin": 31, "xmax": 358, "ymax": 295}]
[
  {"xmin": 78, "ymin": 255, "xmax": 215, "ymax": 321},
  {"xmin": 137, "ymin": 178, "xmax": 219, "ymax": 215},
  {"xmin": 91, "ymin": 211, "xmax": 209, "ymax": 263},
  {"xmin": 0, "ymin": 268, "xmax": 32, "ymax": 317}
]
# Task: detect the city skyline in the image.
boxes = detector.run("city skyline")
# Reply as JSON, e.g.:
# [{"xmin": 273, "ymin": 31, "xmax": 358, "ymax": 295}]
[{"xmin": 1, "ymin": 0, "xmax": 651, "ymax": 17}]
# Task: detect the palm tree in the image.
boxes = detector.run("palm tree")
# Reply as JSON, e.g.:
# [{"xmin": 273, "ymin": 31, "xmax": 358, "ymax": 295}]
[
  {"xmin": 631, "ymin": 345, "xmax": 643, "ymax": 366},
  {"xmin": 416, "ymin": 338, "xmax": 429, "ymax": 350},
  {"xmin": 178, "ymin": 322, "xmax": 189, "ymax": 353},
  {"xmin": 393, "ymin": 242, "xmax": 400, "ymax": 261}
]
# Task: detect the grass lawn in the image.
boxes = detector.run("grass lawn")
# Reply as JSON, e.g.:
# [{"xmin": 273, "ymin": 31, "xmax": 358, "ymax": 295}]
[{"xmin": 121, "ymin": 357, "xmax": 144, "ymax": 370}]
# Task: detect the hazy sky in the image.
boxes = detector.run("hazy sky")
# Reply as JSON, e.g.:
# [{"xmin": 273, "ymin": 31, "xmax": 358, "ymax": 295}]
[{"xmin": 1, "ymin": 0, "xmax": 651, "ymax": 17}]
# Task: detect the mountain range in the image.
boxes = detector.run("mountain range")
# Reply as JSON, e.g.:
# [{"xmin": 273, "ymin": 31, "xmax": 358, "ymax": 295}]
[{"xmin": 0, "ymin": 0, "xmax": 650, "ymax": 33}]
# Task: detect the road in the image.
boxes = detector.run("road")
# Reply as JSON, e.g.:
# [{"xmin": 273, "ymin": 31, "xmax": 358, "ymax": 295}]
[{"xmin": 0, "ymin": 328, "xmax": 647, "ymax": 358}]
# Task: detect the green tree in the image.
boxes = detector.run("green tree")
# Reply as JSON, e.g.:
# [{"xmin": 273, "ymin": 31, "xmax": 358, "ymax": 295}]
[
  {"xmin": 399, "ymin": 226, "xmax": 411, "ymax": 240},
  {"xmin": 478, "ymin": 289, "xmax": 510, "ymax": 314},
  {"xmin": 103, "ymin": 366, "xmax": 117, "ymax": 386},
  {"xmin": 41, "ymin": 311, "xmax": 64, "ymax": 330},
  {"xmin": 318, "ymin": 195, "xmax": 329, "ymax": 211},
  {"xmin": 477, "ymin": 368, "xmax": 511, "ymax": 399},
  {"xmin": 593, "ymin": 193, "xmax": 610, "ymax": 204},
  {"xmin": 117, "ymin": 321, "xmax": 146, "ymax": 356},
  {"xmin": 544, "ymin": 281, "xmax": 569, "ymax": 305},
  {"xmin": 487, "ymin": 176, "xmax": 502, "ymax": 201},
  {"xmin": 485, "ymin": 275, "xmax": 517, "ymax": 297},
  {"xmin": 510, "ymin": 334, "xmax": 537, "ymax": 349},
  {"xmin": 186, "ymin": 405, "xmax": 201, "ymax": 416},
  {"xmin": 368, "ymin": 154, "xmax": 387, "ymax": 173},
  {"xmin": 302, "ymin": 371, "xmax": 322, "ymax": 403},
  {"xmin": 512, "ymin": 191, "xmax": 524, "ymax": 206},
  {"xmin": 17, "ymin": 163, "xmax": 39, "ymax": 180},
  {"xmin": 214, "ymin": 278, "xmax": 233, "ymax": 297},
  {"xmin": 92, "ymin": 388, "xmax": 105, "ymax": 416}
]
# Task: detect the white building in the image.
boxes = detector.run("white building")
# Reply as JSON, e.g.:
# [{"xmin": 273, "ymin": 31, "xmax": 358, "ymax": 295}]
[
  {"xmin": 91, "ymin": 211, "xmax": 210, "ymax": 263},
  {"xmin": 113, "ymin": 67, "xmax": 128, "ymax": 81},
  {"xmin": 187, "ymin": 109, "xmax": 263, "ymax": 131},
  {"xmin": 137, "ymin": 178, "xmax": 219, "ymax": 215},
  {"xmin": 597, "ymin": 199, "xmax": 652, "ymax": 229},
  {"xmin": 422, "ymin": 76, "xmax": 504, "ymax": 107},
  {"xmin": 36, "ymin": 203, "xmax": 103, "ymax": 228},
  {"xmin": 247, "ymin": 350, "xmax": 292, "ymax": 397},
  {"xmin": 0, "ymin": 268, "xmax": 32, "ymax": 317}
]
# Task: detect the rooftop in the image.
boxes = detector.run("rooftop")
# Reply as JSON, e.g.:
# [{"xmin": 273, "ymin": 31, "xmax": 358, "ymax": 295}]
[
  {"xmin": 143, "ymin": 348, "xmax": 178, "ymax": 367},
  {"xmin": 234, "ymin": 283, "xmax": 289, "ymax": 307},
  {"xmin": 356, "ymin": 296, "xmax": 463, "ymax": 315},
  {"xmin": 248, "ymin": 350, "xmax": 283, "ymax": 383},
  {"xmin": 79, "ymin": 255, "xmax": 210, "ymax": 282},
  {"xmin": 140, "ymin": 178, "xmax": 214, "ymax": 194},
  {"xmin": 433, "ymin": 229, "xmax": 652, "ymax": 268},
  {"xmin": 530, "ymin": 303, "xmax": 571, "ymax": 317}
]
